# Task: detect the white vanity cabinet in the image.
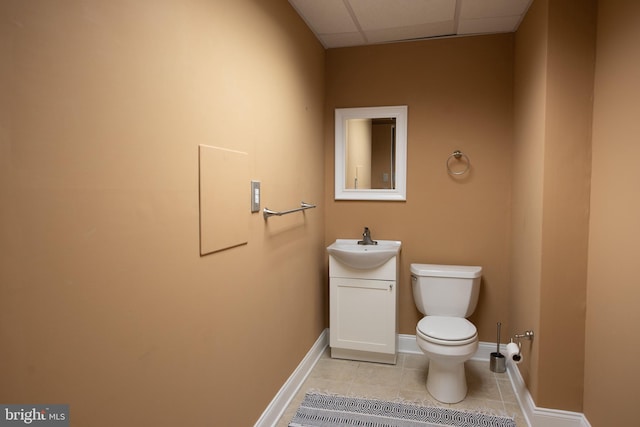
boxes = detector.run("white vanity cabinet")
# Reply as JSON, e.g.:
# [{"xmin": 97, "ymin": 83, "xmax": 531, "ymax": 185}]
[{"xmin": 329, "ymin": 254, "xmax": 399, "ymax": 364}]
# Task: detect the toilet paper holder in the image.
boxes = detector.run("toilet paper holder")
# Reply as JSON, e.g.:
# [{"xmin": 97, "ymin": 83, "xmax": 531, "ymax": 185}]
[
  {"xmin": 509, "ymin": 330, "xmax": 534, "ymax": 360},
  {"xmin": 513, "ymin": 330, "xmax": 535, "ymax": 341}
]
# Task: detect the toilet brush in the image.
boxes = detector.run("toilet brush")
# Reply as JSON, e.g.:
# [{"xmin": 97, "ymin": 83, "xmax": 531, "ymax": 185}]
[{"xmin": 490, "ymin": 322, "xmax": 506, "ymax": 373}]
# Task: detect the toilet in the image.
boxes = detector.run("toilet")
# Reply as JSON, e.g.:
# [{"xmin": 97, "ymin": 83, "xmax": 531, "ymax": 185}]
[{"xmin": 410, "ymin": 263, "xmax": 482, "ymax": 404}]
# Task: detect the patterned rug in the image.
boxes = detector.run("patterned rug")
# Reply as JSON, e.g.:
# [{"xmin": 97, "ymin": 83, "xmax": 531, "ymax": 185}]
[{"xmin": 289, "ymin": 392, "xmax": 517, "ymax": 427}]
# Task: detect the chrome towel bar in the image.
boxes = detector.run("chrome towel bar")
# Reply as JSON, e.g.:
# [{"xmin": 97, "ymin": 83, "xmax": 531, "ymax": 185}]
[{"xmin": 263, "ymin": 202, "xmax": 316, "ymax": 219}]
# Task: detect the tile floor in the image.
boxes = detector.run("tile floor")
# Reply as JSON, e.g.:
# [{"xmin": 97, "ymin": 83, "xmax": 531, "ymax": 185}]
[{"xmin": 276, "ymin": 348, "xmax": 527, "ymax": 426}]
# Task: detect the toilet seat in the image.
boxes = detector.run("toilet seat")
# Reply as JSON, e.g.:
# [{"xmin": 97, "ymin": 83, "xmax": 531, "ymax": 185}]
[{"xmin": 417, "ymin": 316, "xmax": 477, "ymax": 346}]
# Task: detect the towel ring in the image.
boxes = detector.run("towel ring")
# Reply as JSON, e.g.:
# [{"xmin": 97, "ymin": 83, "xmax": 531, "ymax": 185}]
[{"xmin": 446, "ymin": 150, "xmax": 471, "ymax": 176}]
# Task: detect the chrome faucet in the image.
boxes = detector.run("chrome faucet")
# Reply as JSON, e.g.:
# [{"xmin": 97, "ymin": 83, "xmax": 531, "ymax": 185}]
[{"xmin": 357, "ymin": 227, "xmax": 378, "ymax": 245}]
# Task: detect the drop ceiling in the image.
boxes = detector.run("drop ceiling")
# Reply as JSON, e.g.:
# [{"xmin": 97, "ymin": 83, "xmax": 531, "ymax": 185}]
[{"xmin": 289, "ymin": 0, "xmax": 533, "ymax": 49}]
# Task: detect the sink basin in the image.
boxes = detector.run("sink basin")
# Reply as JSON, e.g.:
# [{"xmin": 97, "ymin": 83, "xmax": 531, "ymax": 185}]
[{"xmin": 327, "ymin": 239, "xmax": 401, "ymax": 269}]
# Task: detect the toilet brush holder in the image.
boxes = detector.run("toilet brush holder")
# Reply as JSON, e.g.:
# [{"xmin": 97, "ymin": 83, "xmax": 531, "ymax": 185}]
[
  {"xmin": 490, "ymin": 352, "xmax": 506, "ymax": 373},
  {"xmin": 490, "ymin": 321, "xmax": 506, "ymax": 373}
]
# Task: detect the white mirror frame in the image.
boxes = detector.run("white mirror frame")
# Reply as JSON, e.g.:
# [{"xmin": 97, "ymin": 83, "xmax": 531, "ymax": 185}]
[{"xmin": 335, "ymin": 105, "xmax": 407, "ymax": 201}]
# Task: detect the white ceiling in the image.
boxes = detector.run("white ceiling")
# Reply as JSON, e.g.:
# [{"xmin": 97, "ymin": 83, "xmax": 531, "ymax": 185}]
[{"xmin": 288, "ymin": 0, "xmax": 533, "ymax": 49}]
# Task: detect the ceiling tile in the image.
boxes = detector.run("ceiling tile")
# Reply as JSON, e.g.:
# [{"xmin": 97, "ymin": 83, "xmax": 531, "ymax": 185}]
[
  {"xmin": 459, "ymin": 0, "xmax": 532, "ymax": 19},
  {"xmin": 458, "ymin": 16, "xmax": 522, "ymax": 35},
  {"xmin": 289, "ymin": 0, "xmax": 358, "ymax": 33},
  {"xmin": 365, "ymin": 21, "xmax": 456, "ymax": 44},
  {"xmin": 349, "ymin": 0, "xmax": 456, "ymax": 31}
]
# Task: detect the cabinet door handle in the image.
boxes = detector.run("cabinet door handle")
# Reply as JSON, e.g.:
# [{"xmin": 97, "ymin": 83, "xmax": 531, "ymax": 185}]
[{"xmin": 389, "ymin": 284, "xmax": 393, "ymax": 291}]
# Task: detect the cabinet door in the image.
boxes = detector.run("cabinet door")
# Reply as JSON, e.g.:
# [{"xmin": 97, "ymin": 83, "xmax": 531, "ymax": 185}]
[{"xmin": 330, "ymin": 277, "xmax": 396, "ymax": 354}]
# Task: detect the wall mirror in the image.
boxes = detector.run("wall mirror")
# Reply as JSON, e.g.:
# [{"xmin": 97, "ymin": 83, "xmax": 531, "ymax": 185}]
[{"xmin": 335, "ymin": 105, "xmax": 407, "ymax": 201}]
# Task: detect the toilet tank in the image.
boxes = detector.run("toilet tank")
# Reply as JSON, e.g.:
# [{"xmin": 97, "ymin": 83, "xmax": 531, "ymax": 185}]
[{"xmin": 410, "ymin": 264, "xmax": 482, "ymax": 317}]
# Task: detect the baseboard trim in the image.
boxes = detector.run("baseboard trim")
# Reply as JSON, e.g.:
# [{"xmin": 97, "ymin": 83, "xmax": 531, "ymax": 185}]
[
  {"xmin": 253, "ymin": 328, "xmax": 329, "ymax": 427},
  {"xmin": 506, "ymin": 359, "xmax": 591, "ymax": 427},
  {"xmin": 257, "ymin": 331, "xmax": 592, "ymax": 427}
]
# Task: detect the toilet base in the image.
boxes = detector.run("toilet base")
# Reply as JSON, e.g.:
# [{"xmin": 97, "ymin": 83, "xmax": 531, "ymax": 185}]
[
  {"xmin": 425, "ymin": 359, "xmax": 468, "ymax": 404},
  {"xmin": 415, "ymin": 317, "xmax": 478, "ymax": 404}
]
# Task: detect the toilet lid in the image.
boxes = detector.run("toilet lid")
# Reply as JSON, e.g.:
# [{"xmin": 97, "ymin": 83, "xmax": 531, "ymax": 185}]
[{"xmin": 417, "ymin": 316, "xmax": 477, "ymax": 344}]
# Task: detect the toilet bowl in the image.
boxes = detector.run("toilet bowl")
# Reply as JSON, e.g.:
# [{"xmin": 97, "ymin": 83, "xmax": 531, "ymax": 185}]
[
  {"xmin": 416, "ymin": 316, "xmax": 478, "ymax": 403},
  {"xmin": 410, "ymin": 264, "xmax": 482, "ymax": 404}
]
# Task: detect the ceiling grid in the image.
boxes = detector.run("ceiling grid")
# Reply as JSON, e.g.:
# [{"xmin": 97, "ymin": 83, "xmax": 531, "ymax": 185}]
[{"xmin": 289, "ymin": 0, "xmax": 533, "ymax": 48}]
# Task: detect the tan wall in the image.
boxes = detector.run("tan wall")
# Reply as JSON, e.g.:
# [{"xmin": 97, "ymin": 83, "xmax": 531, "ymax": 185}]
[
  {"xmin": 538, "ymin": 0, "xmax": 595, "ymax": 411},
  {"xmin": 585, "ymin": 1, "xmax": 640, "ymax": 424},
  {"xmin": 511, "ymin": 0, "xmax": 548, "ymax": 400},
  {"xmin": 512, "ymin": 0, "xmax": 596, "ymax": 412},
  {"xmin": 324, "ymin": 35, "xmax": 514, "ymax": 342},
  {"xmin": 0, "ymin": 1, "xmax": 325, "ymax": 426}
]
